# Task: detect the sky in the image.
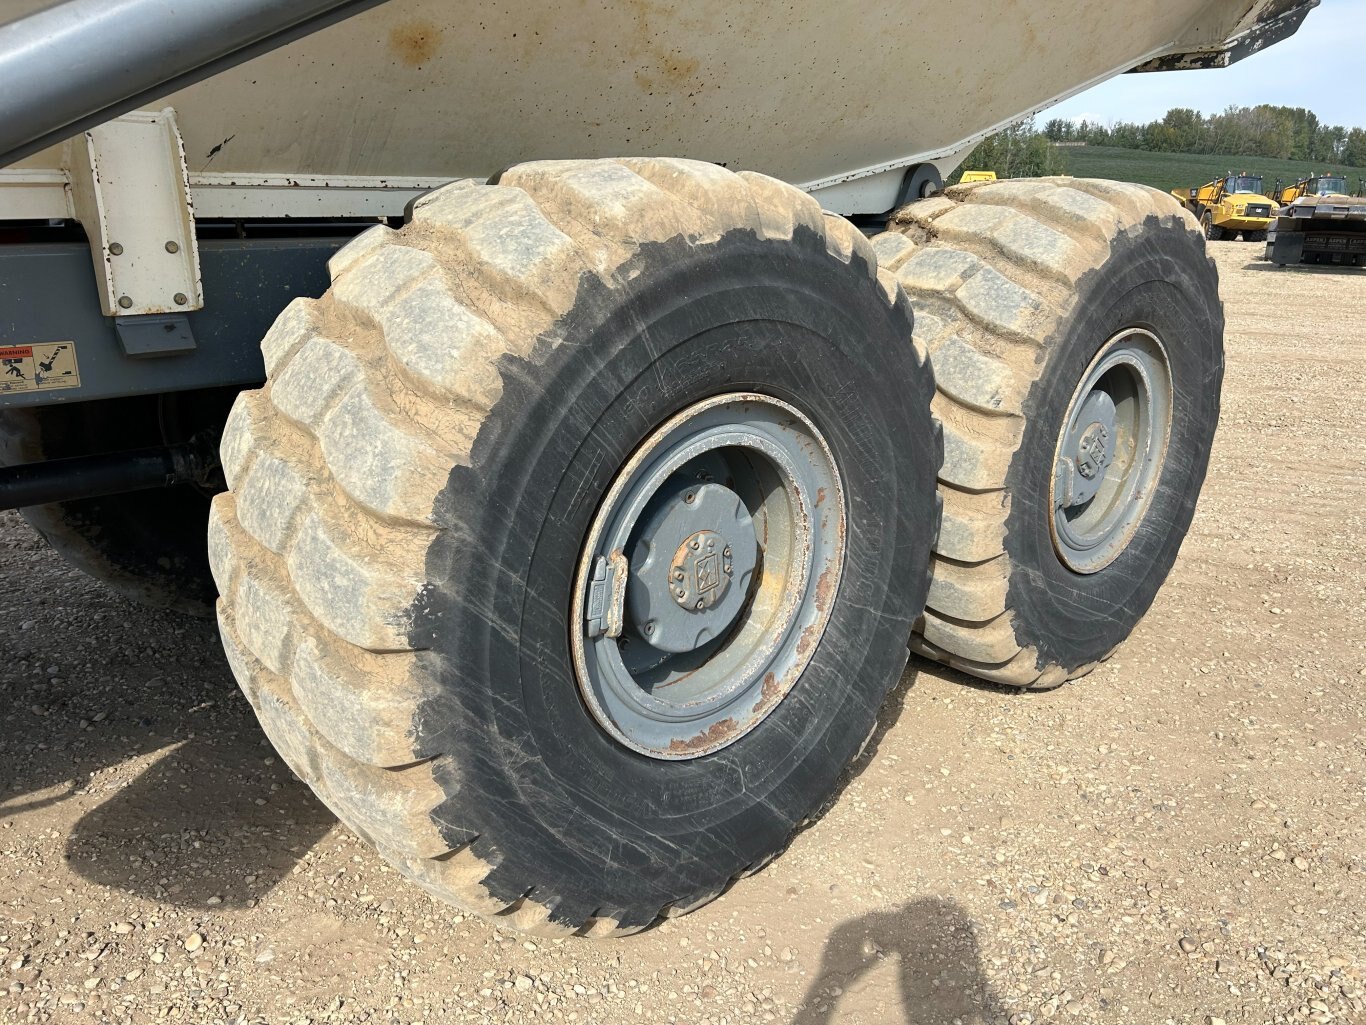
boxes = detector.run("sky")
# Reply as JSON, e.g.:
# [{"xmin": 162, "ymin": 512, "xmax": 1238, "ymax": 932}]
[{"xmin": 1042, "ymin": 0, "xmax": 1365, "ymax": 130}]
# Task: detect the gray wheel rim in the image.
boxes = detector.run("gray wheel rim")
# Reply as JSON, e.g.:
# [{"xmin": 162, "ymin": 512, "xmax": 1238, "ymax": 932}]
[
  {"xmin": 1049, "ymin": 328, "xmax": 1173, "ymax": 574},
  {"xmin": 570, "ymin": 393, "xmax": 846, "ymax": 760}
]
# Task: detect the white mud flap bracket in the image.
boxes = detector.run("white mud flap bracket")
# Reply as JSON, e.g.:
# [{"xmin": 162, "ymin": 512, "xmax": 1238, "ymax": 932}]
[{"xmin": 66, "ymin": 108, "xmax": 203, "ymax": 326}]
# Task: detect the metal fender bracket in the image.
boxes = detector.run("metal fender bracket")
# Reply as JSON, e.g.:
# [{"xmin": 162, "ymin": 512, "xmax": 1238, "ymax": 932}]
[
  {"xmin": 584, "ymin": 551, "xmax": 629, "ymax": 639},
  {"xmin": 66, "ymin": 108, "xmax": 203, "ymax": 319}
]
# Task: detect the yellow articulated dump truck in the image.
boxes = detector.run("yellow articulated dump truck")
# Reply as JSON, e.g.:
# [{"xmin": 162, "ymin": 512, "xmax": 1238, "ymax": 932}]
[
  {"xmin": 1172, "ymin": 174, "xmax": 1276, "ymax": 241},
  {"xmin": 1266, "ymin": 175, "xmax": 1366, "ymax": 266}
]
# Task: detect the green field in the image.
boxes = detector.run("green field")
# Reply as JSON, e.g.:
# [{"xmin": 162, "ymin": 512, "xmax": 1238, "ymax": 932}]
[{"xmin": 1061, "ymin": 145, "xmax": 1366, "ymax": 196}]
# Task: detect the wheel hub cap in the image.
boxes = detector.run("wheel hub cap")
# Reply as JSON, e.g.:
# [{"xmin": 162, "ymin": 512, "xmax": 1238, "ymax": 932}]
[
  {"xmin": 670, "ymin": 530, "xmax": 731, "ymax": 610},
  {"xmin": 1049, "ymin": 328, "xmax": 1173, "ymax": 574},
  {"xmin": 626, "ymin": 482, "xmax": 757, "ymax": 653},
  {"xmin": 571, "ymin": 394, "xmax": 845, "ymax": 759}
]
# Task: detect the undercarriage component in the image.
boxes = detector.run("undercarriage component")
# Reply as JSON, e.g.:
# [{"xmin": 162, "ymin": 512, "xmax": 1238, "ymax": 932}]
[
  {"xmin": 0, "ymin": 391, "xmax": 234, "ymax": 615},
  {"xmin": 0, "ymin": 435, "xmax": 216, "ymax": 511}
]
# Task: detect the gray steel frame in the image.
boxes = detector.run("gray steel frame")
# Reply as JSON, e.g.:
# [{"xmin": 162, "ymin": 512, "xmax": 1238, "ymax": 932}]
[{"xmin": 0, "ymin": 237, "xmax": 343, "ymax": 410}]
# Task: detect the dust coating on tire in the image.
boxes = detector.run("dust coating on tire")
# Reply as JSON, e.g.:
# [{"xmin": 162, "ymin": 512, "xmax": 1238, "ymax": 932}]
[
  {"xmin": 210, "ymin": 158, "xmax": 939, "ymax": 936},
  {"xmin": 874, "ymin": 176, "xmax": 1223, "ymax": 690},
  {"xmin": 572, "ymin": 393, "xmax": 845, "ymax": 759}
]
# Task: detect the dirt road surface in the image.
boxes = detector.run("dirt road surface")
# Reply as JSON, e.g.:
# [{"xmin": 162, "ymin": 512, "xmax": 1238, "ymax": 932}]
[{"xmin": 2, "ymin": 243, "xmax": 1364, "ymax": 1025}]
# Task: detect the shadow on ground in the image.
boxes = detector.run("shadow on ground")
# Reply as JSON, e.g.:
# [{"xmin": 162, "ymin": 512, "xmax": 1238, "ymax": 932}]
[
  {"xmin": 0, "ymin": 511, "xmax": 333, "ymax": 908},
  {"xmin": 791, "ymin": 897, "xmax": 1006, "ymax": 1025},
  {"xmin": 1240, "ymin": 260, "xmax": 1365, "ymax": 273}
]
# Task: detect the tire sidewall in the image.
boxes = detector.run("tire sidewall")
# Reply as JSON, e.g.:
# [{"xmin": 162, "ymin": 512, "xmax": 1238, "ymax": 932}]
[
  {"xmin": 410, "ymin": 227, "xmax": 936, "ymax": 921},
  {"xmin": 1001, "ymin": 217, "xmax": 1223, "ymax": 672}
]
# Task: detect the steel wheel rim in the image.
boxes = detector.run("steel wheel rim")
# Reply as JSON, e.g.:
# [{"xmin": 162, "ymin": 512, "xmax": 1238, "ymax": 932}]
[
  {"xmin": 570, "ymin": 393, "xmax": 846, "ymax": 759},
  {"xmin": 1049, "ymin": 328, "xmax": 1173, "ymax": 574}
]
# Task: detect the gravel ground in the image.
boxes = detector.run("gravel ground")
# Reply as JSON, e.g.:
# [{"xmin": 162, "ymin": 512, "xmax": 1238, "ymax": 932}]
[{"xmin": 2, "ymin": 243, "xmax": 1363, "ymax": 1025}]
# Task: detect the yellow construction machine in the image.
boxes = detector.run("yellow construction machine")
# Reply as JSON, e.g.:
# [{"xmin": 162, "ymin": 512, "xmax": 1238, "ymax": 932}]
[
  {"xmin": 1265, "ymin": 175, "xmax": 1366, "ymax": 266},
  {"xmin": 1173, "ymin": 174, "xmax": 1276, "ymax": 241}
]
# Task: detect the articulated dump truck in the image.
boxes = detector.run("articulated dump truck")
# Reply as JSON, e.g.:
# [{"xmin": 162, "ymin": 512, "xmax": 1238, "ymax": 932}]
[
  {"xmin": 1266, "ymin": 174, "xmax": 1366, "ymax": 266},
  {"xmin": 1173, "ymin": 173, "xmax": 1277, "ymax": 241},
  {"xmin": 0, "ymin": 0, "xmax": 1318, "ymax": 935}
]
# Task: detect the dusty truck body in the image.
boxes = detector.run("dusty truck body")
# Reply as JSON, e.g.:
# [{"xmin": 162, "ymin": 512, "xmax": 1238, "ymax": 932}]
[{"xmin": 0, "ymin": 0, "xmax": 1317, "ymax": 935}]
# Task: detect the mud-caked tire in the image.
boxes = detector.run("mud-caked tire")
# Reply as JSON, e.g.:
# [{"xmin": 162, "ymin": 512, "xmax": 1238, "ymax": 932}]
[
  {"xmin": 874, "ymin": 178, "xmax": 1223, "ymax": 688},
  {"xmin": 210, "ymin": 159, "xmax": 939, "ymax": 935},
  {"xmin": 0, "ymin": 392, "xmax": 232, "ymax": 616}
]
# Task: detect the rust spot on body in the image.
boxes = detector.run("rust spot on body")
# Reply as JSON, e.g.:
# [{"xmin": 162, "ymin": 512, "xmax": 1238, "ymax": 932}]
[
  {"xmin": 390, "ymin": 21, "xmax": 443, "ymax": 67},
  {"xmin": 658, "ymin": 53, "xmax": 699, "ymax": 83}
]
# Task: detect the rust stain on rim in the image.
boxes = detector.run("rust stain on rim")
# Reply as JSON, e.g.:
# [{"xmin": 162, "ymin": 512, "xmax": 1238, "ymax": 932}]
[{"xmin": 668, "ymin": 717, "xmax": 739, "ymax": 756}]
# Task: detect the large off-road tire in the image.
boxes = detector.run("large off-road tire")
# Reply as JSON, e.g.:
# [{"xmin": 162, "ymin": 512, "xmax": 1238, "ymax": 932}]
[
  {"xmin": 0, "ymin": 391, "xmax": 232, "ymax": 616},
  {"xmin": 873, "ymin": 178, "xmax": 1223, "ymax": 688},
  {"xmin": 1243, "ymin": 229, "xmax": 1268, "ymax": 243},
  {"xmin": 209, "ymin": 159, "xmax": 938, "ymax": 935},
  {"xmin": 1201, "ymin": 212, "xmax": 1226, "ymax": 241}
]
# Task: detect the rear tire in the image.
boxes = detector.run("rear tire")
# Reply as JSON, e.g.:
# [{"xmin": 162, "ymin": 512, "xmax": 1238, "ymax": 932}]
[
  {"xmin": 210, "ymin": 159, "xmax": 939, "ymax": 934},
  {"xmin": 875, "ymin": 178, "xmax": 1223, "ymax": 688},
  {"xmin": 1244, "ymin": 229, "xmax": 1268, "ymax": 243}
]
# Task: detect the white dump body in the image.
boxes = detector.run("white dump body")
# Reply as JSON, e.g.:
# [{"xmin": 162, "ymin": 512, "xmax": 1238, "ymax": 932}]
[{"xmin": 0, "ymin": 0, "xmax": 1314, "ymax": 217}]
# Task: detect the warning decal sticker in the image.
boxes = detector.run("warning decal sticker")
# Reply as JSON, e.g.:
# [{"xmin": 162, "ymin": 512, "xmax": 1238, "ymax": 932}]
[{"xmin": 0, "ymin": 342, "xmax": 81, "ymax": 394}]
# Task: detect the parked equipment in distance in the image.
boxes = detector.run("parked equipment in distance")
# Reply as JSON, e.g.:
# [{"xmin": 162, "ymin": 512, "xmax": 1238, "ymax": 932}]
[
  {"xmin": 1265, "ymin": 174, "xmax": 1366, "ymax": 266},
  {"xmin": 1172, "ymin": 174, "xmax": 1276, "ymax": 242}
]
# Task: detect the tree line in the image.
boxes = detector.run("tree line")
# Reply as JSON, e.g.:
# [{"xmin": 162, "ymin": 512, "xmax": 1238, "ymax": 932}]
[
  {"xmin": 947, "ymin": 120, "xmax": 1067, "ymax": 183},
  {"xmin": 1042, "ymin": 104, "xmax": 1366, "ymax": 167}
]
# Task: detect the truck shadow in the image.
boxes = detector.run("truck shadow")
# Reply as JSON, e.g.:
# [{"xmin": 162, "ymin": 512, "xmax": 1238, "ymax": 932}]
[
  {"xmin": 790, "ymin": 897, "xmax": 1006, "ymax": 1025},
  {"xmin": 0, "ymin": 512, "xmax": 333, "ymax": 909}
]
